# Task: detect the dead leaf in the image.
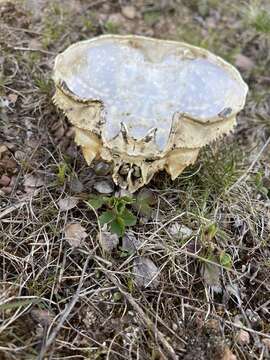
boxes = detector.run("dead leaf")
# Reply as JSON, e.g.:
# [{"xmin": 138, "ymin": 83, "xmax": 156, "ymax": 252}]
[
  {"xmin": 122, "ymin": 231, "xmax": 142, "ymax": 253},
  {"xmin": 64, "ymin": 223, "xmax": 87, "ymax": 247},
  {"xmin": 222, "ymin": 347, "xmax": 237, "ymax": 360},
  {"xmin": 0, "ymin": 144, "xmax": 8, "ymax": 159},
  {"xmin": 31, "ymin": 308, "xmax": 54, "ymax": 328},
  {"xmin": 23, "ymin": 174, "xmax": 45, "ymax": 193},
  {"xmin": 133, "ymin": 256, "xmax": 159, "ymax": 288},
  {"xmin": 201, "ymin": 261, "xmax": 221, "ymax": 291},
  {"xmin": 58, "ymin": 196, "xmax": 78, "ymax": 211},
  {"xmin": 97, "ymin": 230, "xmax": 119, "ymax": 253},
  {"xmin": 7, "ymin": 93, "xmax": 18, "ymax": 104},
  {"xmin": 235, "ymin": 329, "xmax": 250, "ymax": 345},
  {"xmin": 235, "ymin": 54, "xmax": 254, "ymax": 72},
  {"xmin": 24, "ymin": 174, "xmax": 44, "ymax": 188},
  {"xmin": 168, "ymin": 223, "xmax": 193, "ymax": 240},
  {"xmin": 262, "ymin": 338, "xmax": 270, "ymax": 350}
]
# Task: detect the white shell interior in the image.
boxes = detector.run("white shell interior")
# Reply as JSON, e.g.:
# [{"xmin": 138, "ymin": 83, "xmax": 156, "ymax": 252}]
[{"xmin": 55, "ymin": 37, "xmax": 247, "ymax": 151}]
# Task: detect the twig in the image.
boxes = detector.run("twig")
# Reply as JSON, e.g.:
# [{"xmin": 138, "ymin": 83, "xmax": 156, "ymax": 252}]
[
  {"xmin": 13, "ymin": 47, "xmax": 55, "ymax": 55},
  {"xmin": 183, "ymin": 303, "xmax": 270, "ymax": 340},
  {"xmin": 104, "ymin": 271, "xmax": 180, "ymax": 360},
  {"xmin": 86, "ymin": 0, "xmax": 107, "ymax": 9},
  {"xmin": 0, "ymin": 190, "xmax": 41, "ymax": 220},
  {"xmin": 228, "ymin": 136, "xmax": 270, "ymax": 192},
  {"xmin": 38, "ymin": 256, "xmax": 90, "ymax": 359}
]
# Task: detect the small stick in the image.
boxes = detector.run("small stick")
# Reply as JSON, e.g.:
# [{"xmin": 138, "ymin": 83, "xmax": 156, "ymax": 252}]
[
  {"xmin": 104, "ymin": 271, "xmax": 180, "ymax": 360},
  {"xmin": 38, "ymin": 256, "xmax": 90, "ymax": 359},
  {"xmin": 13, "ymin": 47, "xmax": 55, "ymax": 55},
  {"xmin": 228, "ymin": 136, "xmax": 270, "ymax": 191},
  {"xmin": 0, "ymin": 190, "xmax": 41, "ymax": 220}
]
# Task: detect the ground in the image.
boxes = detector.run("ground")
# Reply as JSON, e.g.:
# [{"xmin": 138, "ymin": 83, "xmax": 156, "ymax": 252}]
[{"xmin": 0, "ymin": 0, "xmax": 270, "ymax": 359}]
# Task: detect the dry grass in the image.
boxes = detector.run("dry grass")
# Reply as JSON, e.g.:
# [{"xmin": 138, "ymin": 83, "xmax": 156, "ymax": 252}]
[{"xmin": 0, "ymin": 0, "xmax": 270, "ymax": 359}]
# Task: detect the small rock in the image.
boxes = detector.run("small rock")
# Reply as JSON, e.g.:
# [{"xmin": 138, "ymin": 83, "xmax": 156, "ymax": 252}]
[
  {"xmin": 69, "ymin": 177, "xmax": 84, "ymax": 193},
  {"xmin": 236, "ymin": 329, "xmax": 250, "ymax": 345},
  {"xmin": 94, "ymin": 161, "xmax": 112, "ymax": 176},
  {"xmin": 94, "ymin": 180, "xmax": 114, "ymax": 194},
  {"xmin": 235, "ymin": 54, "xmax": 254, "ymax": 72},
  {"xmin": 14, "ymin": 150, "xmax": 25, "ymax": 160},
  {"xmin": 58, "ymin": 196, "xmax": 78, "ymax": 211},
  {"xmin": 31, "ymin": 308, "xmax": 54, "ymax": 328},
  {"xmin": 121, "ymin": 5, "xmax": 137, "ymax": 20},
  {"xmin": 98, "ymin": 230, "xmax": 119, "ymax": 252},
  {"xmin": 64, "ymin": 222, "xmax": 88, "ymax": 248},
  {"xmin": 133, "ymin": 256, "xmax": 159, "ymax": 288},
  {"xmin": 122, "ymin": 232, "xmax": 141, "ymax": 253},
  {"xmin": 0, "ymin": 175, "xmax": 10, "ymax": 187}
]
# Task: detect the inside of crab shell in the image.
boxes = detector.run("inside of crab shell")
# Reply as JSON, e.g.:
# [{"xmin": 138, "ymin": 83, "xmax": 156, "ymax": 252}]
[{"xmin": 55, "ymin": 37, "xmax": 246, "ymax": 151}]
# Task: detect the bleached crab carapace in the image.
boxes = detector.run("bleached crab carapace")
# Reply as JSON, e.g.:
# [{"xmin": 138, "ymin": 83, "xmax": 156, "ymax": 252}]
[{"xmin": 53, "ymin": 35, "xmax": 248, "ymax": 193}]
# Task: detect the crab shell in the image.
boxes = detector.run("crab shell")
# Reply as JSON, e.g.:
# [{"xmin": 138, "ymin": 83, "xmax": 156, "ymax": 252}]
[{"xmin": 52, "ymin": 35, "xmax": 248, "ymax": 193}]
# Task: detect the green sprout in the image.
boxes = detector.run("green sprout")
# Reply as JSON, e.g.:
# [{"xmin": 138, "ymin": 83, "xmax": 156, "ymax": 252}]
[{"xmin": 87, "ymin": 195, "xmax": 137, "ymax": 237}]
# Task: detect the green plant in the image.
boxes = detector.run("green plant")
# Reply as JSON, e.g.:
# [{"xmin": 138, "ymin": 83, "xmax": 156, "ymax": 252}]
[
  {"xmin": 57, "ymin": 161, "xmax": 71, "ymax": 186},
  {"xmin": 104, "ymin": 21, "xmax": 119, "ymax": 34},
  {"xmin": 253, "ymin": 171, "xmax": 270, "ymax": 197},
  {"xmin": 219, "ymin": 251, "xmax": 232, "ymax": 268},
  {"xmin": 250, "ymin": 8, "xmax": 270, "ymax": 34},
  {"xmin": 87, "ymin": 195, "xmax": 137, "ymax": 237}
]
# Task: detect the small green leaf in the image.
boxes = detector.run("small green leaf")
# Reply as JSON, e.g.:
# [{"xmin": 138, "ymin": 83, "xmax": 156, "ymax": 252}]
[
  {"xmin": 99, "ymin": 210, "xmax": 115, "ymax": 225},
  {"xmin": 87, "ymin": 195, "xmax": 107, "ymax": 210},
  {"xmin": 121, "ymin": 196, "xmax": 135, "ymax": 204},
  {"xmin": 116, "ymin": 200, "xmax": 126, "ymax": 215},
  {"xmin": 121, "ymin": 209, "xmax": 137, "ymax": 226},
  {"xmin": 219, "ymin": 251, "xmax": 232, "ymax": 269},
  {"xmin": 110, "ymin": 217, "xmax": 125, "ymax": 237},
  {"xmin": 205, "ymin": 223, "xmax": 218, "ymax": 241}
]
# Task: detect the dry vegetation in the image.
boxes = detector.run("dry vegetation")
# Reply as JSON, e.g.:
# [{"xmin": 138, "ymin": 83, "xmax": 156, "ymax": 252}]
[{"xmin": 0, "ymin": 0, "xmax": 270, "ymax": 359}]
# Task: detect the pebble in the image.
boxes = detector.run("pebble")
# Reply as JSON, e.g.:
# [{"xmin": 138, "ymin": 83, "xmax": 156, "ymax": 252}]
[
  {"xmin": 235, "ymin": 54, "xmax": 254, "ymax": 72},
  {"xmin": 121, "ymin": 5, "xmax": 137, "ymax": 20},
  {"xmin": 0, "ymin": 175, "xmax": 11, "ymax": 187},
  {"xmin": 94, "ymin": 161, "xmax": 112, "ymax": 176},
  {"xmin": 93, "ymin": 180, "xmax": 114, "ymax": 194}
]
